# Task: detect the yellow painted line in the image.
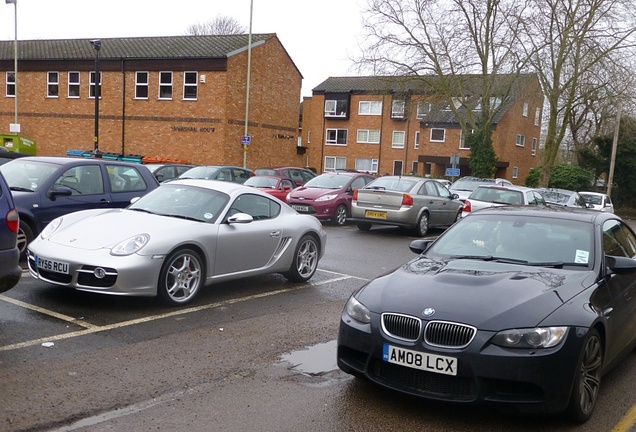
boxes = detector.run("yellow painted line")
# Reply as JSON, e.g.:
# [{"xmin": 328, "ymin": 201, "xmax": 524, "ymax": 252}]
[
  {"xmin": 0, "ymin": 269, "xmax": 358, "ymax": 352},
  {"xmin": 613, "ymin": 403, "xmax": 636, "ymax": 432},
  {"xmin": 0, "ymin": 294, "xmax": 96, "ymax": 329}
]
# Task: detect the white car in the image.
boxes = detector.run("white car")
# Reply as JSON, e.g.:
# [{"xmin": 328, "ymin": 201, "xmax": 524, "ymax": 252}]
[
  {"xmin": 580, "ymin": 191, "xmax": 614, "ymax": 213},
  {"xmin": 462, "ymin": 185, "xmax": 547, "ymax": 217},
  {"xmin": 449, "ymin": 176, "xmax": 513, "ymax": 202}
]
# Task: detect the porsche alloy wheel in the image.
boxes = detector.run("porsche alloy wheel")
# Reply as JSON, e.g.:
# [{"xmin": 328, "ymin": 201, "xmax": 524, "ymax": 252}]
[
  {"xmin": 284, "ymin": 235, "xmax": 319, "ymax": 282},
  {"xmin": 158, "ymin": 248, "xmax": 203, "ymax": 305},
  {"xmin": 332, "ymin": 204, "xmax": 347, "ymax": 226},
  {"xmin": 567, "ymin": 329, "xmax": 603, "ymax": 423}
]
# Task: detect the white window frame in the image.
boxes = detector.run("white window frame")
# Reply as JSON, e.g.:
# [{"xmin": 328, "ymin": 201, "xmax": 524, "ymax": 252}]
[
  {"xmin": 534, "ymin": 107, "xmax": 541, "ymax": 126},
  {"xmin": 430, "ymin": 128, "xmax": 446, "ymax": 143},
  {"xmin": 532, "ymin": 137, "xmax": 537, "ymax": 156},
  {"xmin": 324, "ymin": 156, "xmax": 346, "ymax": 172},
  {"xmin": 324, "ymin": 99, "xmax": 347, "ymax": 117},
  {"xmin": 459, "ymin": 129, "xmax": 472, "ymax": 149},
  {"xmin": 357, "ymin": 129, "xmax": 380, "ymax": 144},
  {"xmin": 392, "ymin": 131, "xmax": 405, "ymax": 148},
  {"xmin": 135, "ymin": 71, "xmax": 149, "ymax": 99},
  {"xmin": 326, "ymin": 128, "xmax": 348, "ymax": 146},
  {"xmin": 183, "ymin": 71, "xmax": 198, "ymax": 100},
  {"xmin": 68, "ymin": 71, "xmax": 80, "ymax": 98},
  {"xmin": 523, "ymin": 102, "xmax": 529, "ymax": 117},
  {"xmin": 6, "ymin": 71, "xmax": 15, "ymax": 97},
  {"xmin": 307, "ymin": 131, "xmax": 311, "ymax": 144},
  {"xmin": 512, "ymin": 166, "xmax": 519, "ymax": 179},
  {"xmin": 47, "ymin": 71, "xmax": 59, "ymax": 98},
  {"xmin": 359, "ymin": 100, "xmax": 382, "ymax": 115},
  {"xmin": 355, "ymin": 158, "xmax": 378, "ymax": 173},
  {"xmin": 412, "ymin": 161, "xmax": 418, "ymax": 175},
  {"xmin": 516, "ymin": 134, "xmax": 525, "ymax": 147},
  {"xmin": 392, "ymin": 100, "xmax": 405, "ymax": 118},
  {"xmin": 414, "ymin": 131, "xmax": 420, "ymax": 149},
  {"xmin": 416, "ymin": 101, "xmax": 430, "ymax": 119},
  {"xmin": 158, "ymin": 71, "xmax": 173, "ymax": 100},
  {"xmin": 89, "ymin": 71, "xmax": 102, "ymax": 99}
]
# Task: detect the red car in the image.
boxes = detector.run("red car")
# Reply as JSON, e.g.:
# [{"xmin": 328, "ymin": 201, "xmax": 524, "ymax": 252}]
[
  {"xmin": 254, "ymin": 167, "xmax": 316, "ymax": 187},
  {"xmin": 243, "ymin": 175, "xmax": 295, "ymax": 201},
  {"xmin": 286, "ymin": 172, "xmax": 376, "ymax": 225}
]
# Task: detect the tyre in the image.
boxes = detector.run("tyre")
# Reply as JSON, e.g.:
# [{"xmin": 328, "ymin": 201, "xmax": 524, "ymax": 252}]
[
  {"xmin": 17, "ymin": 220, "xmax": 33, "ymax": 262},
  {"xmin": 454, "ymin": 210, "xmax": 462, "ymax": 223},
  {"xmin": 566, "ymin": 329, "xmax": 603, "ymax": 423},
  {"xmin": 332, "ymin": 204, "xmax": 347, "ymax": 226},
  {"xmin": 284, "ymin": 235, "xmax": 319, "ymax": 282},
  {"xmin": 414, "ymin": 212, "xmax": 429, "ymax": 237},
  {"xmin": 157, "ymin": 248, "xmax": 204, "ymax": 306},
  {"xmin": 356, "ymin": 222, "xmax": 372, "ymax": 231}
]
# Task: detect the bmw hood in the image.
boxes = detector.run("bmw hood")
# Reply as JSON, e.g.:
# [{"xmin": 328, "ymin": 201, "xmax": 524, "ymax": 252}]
[
  {"xmin": 356, "ymin": 256, "xmax": 596, "ymax": 330},
  {"xmin": 42, "ymin": 209, "xmax": 198, "ymax": 250}
]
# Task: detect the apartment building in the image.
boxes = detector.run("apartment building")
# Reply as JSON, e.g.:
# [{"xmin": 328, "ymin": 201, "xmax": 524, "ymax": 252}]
[
  {"xmin": 0, "ymin": 34, "xmax": 304, "ymax": 167},
  {"xmin": 300, "ymin": 74, "xmax": 543, "ymax": 183}
]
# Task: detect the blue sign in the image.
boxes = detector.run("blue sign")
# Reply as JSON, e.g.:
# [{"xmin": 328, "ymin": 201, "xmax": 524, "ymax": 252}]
[
  {"xmin": 445, "ymin": 168, "xmax": 460, "ymax": 177},
  {"xmin": 241, "ymin": 135, "xmax": 251, "ymax": 145}
]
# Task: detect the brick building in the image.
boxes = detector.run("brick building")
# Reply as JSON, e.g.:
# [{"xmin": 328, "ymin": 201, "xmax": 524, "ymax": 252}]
[
  {"xmin": 300, "ymin": 74, "xmax": 543, "ymax": 183},
  {"xmin": 0, "ymin": 34, "xmax": 305, "ymax": 167}
]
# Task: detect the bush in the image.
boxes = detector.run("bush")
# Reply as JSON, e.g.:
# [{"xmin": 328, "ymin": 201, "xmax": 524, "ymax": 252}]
[{"xmin": 548, "ymin": 164, "xmax": 593, "ymax": 191}]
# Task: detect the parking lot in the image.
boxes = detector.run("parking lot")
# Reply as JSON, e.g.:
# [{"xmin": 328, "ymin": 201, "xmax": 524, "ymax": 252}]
[{"xmin": 2, "ymin": 224, "xmax": 636, "ymax": 431}]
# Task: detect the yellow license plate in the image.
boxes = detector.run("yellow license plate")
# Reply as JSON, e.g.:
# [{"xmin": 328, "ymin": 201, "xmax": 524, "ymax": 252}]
[{"xmin": 365, "ymin": 210, "xmax": 387, "ymax": 219}]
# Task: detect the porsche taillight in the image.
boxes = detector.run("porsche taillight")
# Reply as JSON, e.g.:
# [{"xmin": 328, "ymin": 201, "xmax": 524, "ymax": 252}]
[
  {"xmin": 462, "ymin": 200, "xmax": 472, "ymax": 213},
  {"xmin": 6, "ymin": 208, "xmax": 18, "ymax": 234},
  {"xmin": 402, "ymin": 194, "xmax": 413, "ymax": 206}
]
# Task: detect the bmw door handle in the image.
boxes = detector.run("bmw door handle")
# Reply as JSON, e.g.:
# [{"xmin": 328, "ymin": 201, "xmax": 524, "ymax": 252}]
[{"xmin": 270, "ymin": 230, "xmax": 281, "ymax": 237}]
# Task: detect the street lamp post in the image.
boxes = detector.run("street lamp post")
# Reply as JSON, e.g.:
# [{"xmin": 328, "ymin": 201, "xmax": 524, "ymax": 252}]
[
  {"xmin": 90, "ymin": 39, "xmax": 101, "ymax": 157},
  {"xmin": 5, "ymin": 0, "xmax": 18, "ymax": 131},
  {"xmin": 243, "ymin": 0, "xmax": 253, "ymax": 168}
]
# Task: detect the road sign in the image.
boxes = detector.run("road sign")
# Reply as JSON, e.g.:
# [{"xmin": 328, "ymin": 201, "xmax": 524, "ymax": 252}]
[
  {"xmin": 241, "ymin": 135, "xmax": 251, "ymax": 145},
  {"xmin": 445, "ymin": 168, "xmax": 460, "ymax": 177}
]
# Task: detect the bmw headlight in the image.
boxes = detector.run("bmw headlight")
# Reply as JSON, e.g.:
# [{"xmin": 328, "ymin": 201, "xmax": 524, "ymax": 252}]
[
  {"xmin": 40, "ymin": 217, "xmax": 63, "ymax": 239},
  {"xmin": 345, "ymin": 296, "xmax": 371, "ymax": 324},
  {"xmin": 110, "ymin": 234, "xmax": 150, "ymax": 256},
  {"xmin": 492, "ymin": 327, "xmax": 568, "ymax": 349},
  {"xmin": 316, "ymin": 194, "xmax": 338, "ymax": 202}
]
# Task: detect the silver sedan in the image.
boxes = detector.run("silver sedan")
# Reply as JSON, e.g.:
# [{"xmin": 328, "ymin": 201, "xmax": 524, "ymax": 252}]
[
  {"xmin": 350, "ymin": 176, "xmax": 463, "ymax": 236},
  {"xmin": 27, "ymin": 179, "xmax": 326, "ymax": 306}
]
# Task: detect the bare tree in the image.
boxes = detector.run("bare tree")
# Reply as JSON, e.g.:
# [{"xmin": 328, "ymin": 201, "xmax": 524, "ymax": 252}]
[
  {"xmin": 358, "ymin": 0, "xmax": 529, "ymax": 177},
  {"xmin": 518, "ymin": 0, "xmax": 636, "ymax": 185},
  {"xmin": 186, "ymin": 16, "xmax": 246, "ymax": 35}
]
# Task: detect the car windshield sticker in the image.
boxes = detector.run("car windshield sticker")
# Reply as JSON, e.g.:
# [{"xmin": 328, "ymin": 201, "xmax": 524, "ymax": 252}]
[
  {"xmin": 204, "ymin": 213, "xmax": 214, "ymax": 220},
  {"xmin": 575, "ymin": 250, "xmax": 589, "ymax": 264}
]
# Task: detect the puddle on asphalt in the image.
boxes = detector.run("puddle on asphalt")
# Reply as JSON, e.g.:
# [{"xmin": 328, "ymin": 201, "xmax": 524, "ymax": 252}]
[{"xmin": 280, "ymin": 340, "xmax": 338, "ymax": 376}]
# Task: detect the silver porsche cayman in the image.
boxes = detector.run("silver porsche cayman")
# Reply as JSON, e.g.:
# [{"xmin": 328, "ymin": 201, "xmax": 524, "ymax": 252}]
[{"xmin": 27, "ymin": 179, "xmax": 327, "ymax": 305}]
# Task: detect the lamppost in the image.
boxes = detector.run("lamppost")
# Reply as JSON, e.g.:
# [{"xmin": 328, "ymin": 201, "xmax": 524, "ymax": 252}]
[
  {"xmin": 90, "ymin": 39, "xmax": 101, "ymax": 157},
  {"xmin": 5, "ymin": 0, "xmax": 18, "ymax": 132},
  {"xmin": 243, "ymin": 0, "xmax": 253, "ymax": 168}
]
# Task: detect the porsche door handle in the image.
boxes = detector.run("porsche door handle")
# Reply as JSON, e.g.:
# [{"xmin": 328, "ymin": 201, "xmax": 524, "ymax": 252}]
[{"xmin": 270, "ymin": 230, "xmax": 281, "ymax": 237}]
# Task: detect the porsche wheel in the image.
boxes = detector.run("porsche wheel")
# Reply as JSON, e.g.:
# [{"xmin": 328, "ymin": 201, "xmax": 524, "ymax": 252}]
[
  {"xmin": 415, "ymin": 212, "xmax": 429, "ymax": 237},
  {"xmin": 284, "ymin": 235, "xmax": 319, "ymax": 282},
  {"xmin": 567, "ymin": 329, "xmax": 603, "ymax": 423},
  {"xmin": 332, "ymin": 204, "xmax": 347, "ymax": 226},
  {"xmin": 158, "ymin": 248, "xmax": 204, "ymax": 306}
]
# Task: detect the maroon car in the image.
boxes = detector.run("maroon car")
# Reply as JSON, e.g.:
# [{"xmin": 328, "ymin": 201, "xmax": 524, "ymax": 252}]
[
  {"xmin": 243, "ymin": 175, "xmax": 295, "ymax": 201},
  {"xmin": 286, "ymin": 172, "xmax": 375, "ymax": 225},
  {"xmin": 254, "ymin": 167, "xmax": 316, "ymax": 187}
]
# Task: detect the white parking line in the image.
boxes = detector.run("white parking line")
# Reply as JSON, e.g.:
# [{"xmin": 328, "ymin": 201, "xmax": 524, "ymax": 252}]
[{"xmin": 0, "ymin": 269, "xmax": 361, "ymax": 352}]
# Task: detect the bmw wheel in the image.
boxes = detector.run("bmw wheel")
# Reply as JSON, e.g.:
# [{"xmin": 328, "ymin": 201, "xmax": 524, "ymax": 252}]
[
  {"xmin": 332, "ymin": 204, "xmax": 347, "ymax": 226},
  {"xmin": 158, "ymin": 248, "xmax": 204, "ymax": 306},
  {"xmin": 415, "ymin": 212, "xmax": 429, "ymax": 237},
  {"xmin": 567, "ymin": 329, "xmax": 602, "ymax": 423},
  {"xmin": 284, "ymin": 235, "xmax": 319, "ymax": 282}
]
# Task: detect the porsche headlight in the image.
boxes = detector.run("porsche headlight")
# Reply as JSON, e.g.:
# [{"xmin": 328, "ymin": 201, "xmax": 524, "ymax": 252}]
[
  {"xmin": 345, "ymin": 296, "xmax": 371, "ymax": 324},
  {"xmin": 492, "ymin": 326, "xmax": 568, "ymax": 349},
  {"xmin": 316, "ymin": 194, "xmax": 338, "ymax": 202},
  {"xmin": 110, "ymin": 234, "xmax": 150, "ymax": 256},
  {"xmin": 40, "ymin": 217, "xmax": 63, "ymax": 239}
]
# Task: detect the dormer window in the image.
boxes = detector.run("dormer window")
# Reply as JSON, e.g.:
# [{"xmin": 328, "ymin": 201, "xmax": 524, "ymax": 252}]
[
  {"xmin": 325, "ymin": 99, "xmax": 348, "ymax": 117},
  {"xmin": 416, "ymin": 101, "xmax": 430, "ymax": 119},
  {"xmin": 392, "ymin": 100, "xmax": 405, "ymax": 118}
]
